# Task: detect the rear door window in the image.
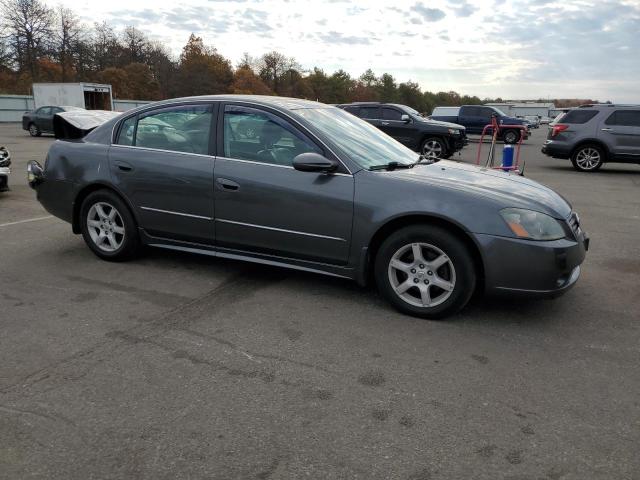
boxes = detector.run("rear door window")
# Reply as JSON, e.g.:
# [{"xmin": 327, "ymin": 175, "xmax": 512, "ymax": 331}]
[
  {"xmin": 560, "ymin": 110, "xmax": 599, "ymax": 124},
  {"xmin": 359, "ymin": 106, "xmax": 380, "ymax": 119},
  {"xmin": 343, "ymin": 106, "xmax": 360, "ymax": 116},
  {"xmin": 605, "ymin": 110, "xmax": 640, "ymax": 127}
]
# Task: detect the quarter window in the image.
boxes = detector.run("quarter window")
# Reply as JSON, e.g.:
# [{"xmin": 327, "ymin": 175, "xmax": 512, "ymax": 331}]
[
  {"xmin": 223, "ymin": 105, "xmax": 321, "ymax": 167},
  {"xmin": 382, "ymin": 108, "xmax": 403, "ymax": 121},
  {"xmin": 605, "ymin": 110, "xmax": 640, "ymax": 127},
  {"xmin": 116, "ymin": 104, "xmax": 213, "ymax": 154},
  {"xmin": 560, "ymin": 110, "xmax": 598, "ymax": 124}
]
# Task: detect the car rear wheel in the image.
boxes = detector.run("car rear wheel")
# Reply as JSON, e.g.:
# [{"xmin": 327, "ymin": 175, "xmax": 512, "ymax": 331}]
[
  {"xmin": 421, "ymin": 137, "xmax": 446, "ymax": 159},
  {"xmin": 80, "ymin": 190, "xmax": 140, "ymax": 261},
  {"xmin": 374, "ymin": 225, "xmax": 476, "ymax": 319},
  {"xmin": 503, "ymin": 129, "xmax": 519, "ymax": 144},
  {"xmin": 28, "ymin": 123, "xmax": 41, "ymax": 137},
  {"xmin": 571, "ymin": 145, "xmax": 604, "ymax": 172}
]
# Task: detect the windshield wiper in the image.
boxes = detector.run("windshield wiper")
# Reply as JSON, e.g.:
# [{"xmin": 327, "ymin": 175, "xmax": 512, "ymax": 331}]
[
  {"xmin": 368, "ymin": 161, "xmax": 413, "ymax": 171},
  {"xmin": 412, "ymin": 154, "xmax": 437, "ymax": 167}
]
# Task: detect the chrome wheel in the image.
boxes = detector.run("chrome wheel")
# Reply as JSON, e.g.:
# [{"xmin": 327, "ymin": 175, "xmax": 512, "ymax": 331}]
[
  {"xmin": 86, "ymin": 202, "xmax": 125, "ymax": 252},
  {"xmin": 504, "ymin": 131, "xmax": 518, "ymax": 143},
  {"xmin": 29, "ymin": 124, "xmax": 38, "ymax": 136},
  {"xmin": 575, "ymin": 147, "xmax": 601, "ymax": 170},
  {"xmin": 387, "ymin": 242, "xmax": 456, "ymax": 308},
  {"xmin": 422, "ymin": 139, "xmax": 444, "ymax": 158}
]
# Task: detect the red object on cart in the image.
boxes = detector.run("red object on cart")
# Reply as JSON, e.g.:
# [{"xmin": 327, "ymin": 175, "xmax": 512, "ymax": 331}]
[{"xmin": 475, "ymin": 115, "xmax": 527, "ymax": 175}]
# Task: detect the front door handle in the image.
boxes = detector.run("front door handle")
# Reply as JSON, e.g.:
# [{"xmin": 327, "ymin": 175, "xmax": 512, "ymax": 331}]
[
  {"xmin": 115, "ymin": 161, "xmax": 133, "ymax": 172},
  {"xmin": 217, "ymin": 178, "xmax": 240, "ymax": 191},
  {"xmin": 601, "ymin": 128, "xmax": 613, "ymax": 132},
  {"xmin": 381, "ymin": 122, "xmax": 389, "ymax": 126}
]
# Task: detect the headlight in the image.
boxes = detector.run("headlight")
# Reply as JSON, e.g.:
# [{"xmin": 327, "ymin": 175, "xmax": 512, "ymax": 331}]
[
  {"xmin": 448, "ymin": 128, "xmax": 460, "ymax": 135},
  {"xmin": 500, "ymin": 208, "xmax": 566, "ymax": 241}
]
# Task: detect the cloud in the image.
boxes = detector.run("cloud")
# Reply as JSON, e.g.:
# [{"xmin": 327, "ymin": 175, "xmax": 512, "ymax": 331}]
[
  {"xmin": 447, "ymin": 0, "xmax": 477, "ymax": 17},
  {"xmin": 413, "ymin": 3, "xmax": 446, "ymax": 22},
  {"xmin": 317, "ymin": 31, "xmax": 372, "ymax": 45}
]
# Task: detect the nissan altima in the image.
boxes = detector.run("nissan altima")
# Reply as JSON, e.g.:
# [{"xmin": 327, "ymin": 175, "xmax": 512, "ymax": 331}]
[{"xmin": 27, "ymin": 95, "xmax": 589, "ymax": 319}]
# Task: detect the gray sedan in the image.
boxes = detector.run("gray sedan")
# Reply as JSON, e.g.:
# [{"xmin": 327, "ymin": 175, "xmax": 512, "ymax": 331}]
[{"xmin": 27, "ymin": 95, "xmax": 589, "ymax": 319}]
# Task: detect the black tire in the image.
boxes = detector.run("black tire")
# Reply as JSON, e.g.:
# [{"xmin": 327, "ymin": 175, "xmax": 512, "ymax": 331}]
[
  {"xmin": 502, "ymin": 129, "xmax": 519, "ymax": 144},
  {"xmin": 420, "ymin": 137, "xmax": 446, "ymax": 159},
  {"xmin": 80, "ymin": 189, "xmax": 140, "ymax": 261},
  {"xmin": 571, "ymin": 144, "xmax": 604, "ymax": 172},
  {"xmin": 28, "ymin": 123, "xmax": 41, "ymax": 137},
  {"xmin": 374, "ymin": 225, "xmax": 476, "ymax": 320}
]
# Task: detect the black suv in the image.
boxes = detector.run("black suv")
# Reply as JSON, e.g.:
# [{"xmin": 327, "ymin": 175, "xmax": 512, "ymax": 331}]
[
  {"xmin": 542, "ymin": 104, "xmax": 640, "ymax": 172},
  {"xmin": 337, "ymin": 102, "xmax": 467, "ymax": 159}
]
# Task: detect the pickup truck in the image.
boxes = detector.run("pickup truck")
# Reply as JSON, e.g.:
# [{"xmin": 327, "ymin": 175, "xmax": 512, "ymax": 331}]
[
  {"xmin": 430, "ymin": 105, "xmax": 528, "ymax": 144},
  {"xmin": 337, "ymin": 102, "xmax": 467, "ymax": 159}
]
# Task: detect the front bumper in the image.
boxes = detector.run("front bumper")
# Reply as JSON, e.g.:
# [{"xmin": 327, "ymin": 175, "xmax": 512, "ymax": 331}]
[{"xmin": 474, "ymin": 229, "xmax": 588, "ymax": 298}]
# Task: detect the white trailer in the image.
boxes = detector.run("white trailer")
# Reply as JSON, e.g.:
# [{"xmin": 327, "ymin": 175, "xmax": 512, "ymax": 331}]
[{"xmin": 32, "ymin": 83, "xmax": 113, "ymax": 111}]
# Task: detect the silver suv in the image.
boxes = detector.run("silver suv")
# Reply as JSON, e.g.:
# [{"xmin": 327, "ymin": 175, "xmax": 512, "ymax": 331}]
[{"xmin": 542, "ymin": 104, "xmax": 640, "ymax": 172}]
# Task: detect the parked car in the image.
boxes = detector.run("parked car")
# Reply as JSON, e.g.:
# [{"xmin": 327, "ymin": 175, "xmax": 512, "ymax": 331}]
[
  {"xmin": 523, "ymin": 115, "xmax": 541, "ymax": 128},
  {"xmin": 431, "ymin": 105, "xmax": 529, "ymax": 143},
  {"xmin": 0, "ymin": 146, "xmax": 10, "ymax": 192},
  {"xmin": 22, "ymin": 105, "xmax": 84, "ymax": 136},
  {"xmin": 539, "ymin": 116, "xmax": 553, "ymax": 125},
  {"xmin": 542, "ymin": 104, "xmax": 640, "ymax": 172},
  {"xmin": 336, "ymin": 102, "xmax": 466, "ymax": 159},
  {"xmin": 27, "ymin": 95, "xmax": 588, "ymax": 319}
]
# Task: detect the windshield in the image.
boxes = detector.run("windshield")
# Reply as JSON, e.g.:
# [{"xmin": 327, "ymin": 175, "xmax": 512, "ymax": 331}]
[{"xmin": 295, "ymin": 107, "xmax": 417, "ymax": 169}]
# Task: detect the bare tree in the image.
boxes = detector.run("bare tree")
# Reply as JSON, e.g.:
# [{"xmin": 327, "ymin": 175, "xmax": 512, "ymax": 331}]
[
  {"xmin": 54, "ymin": 6, "xmax": 82, "ymax": 81},
  {"xmin": 121, "ymin": 26, "xmax": 147, "ymax": 65},
  {"xmin": 1, "ymin": 0, "xmax": 53, "ymax": 79},
  {"xmin": 91, "ymin": 21, "xmax": 119, "ymax": 72}
]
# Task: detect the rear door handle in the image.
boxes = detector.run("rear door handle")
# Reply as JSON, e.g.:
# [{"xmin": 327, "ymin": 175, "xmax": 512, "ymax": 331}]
[
  {"xmin": 381, "ymin": 122, "xmax": 389, "ymax": 126},
  {"xmin": 601, "ymin": 128, "xmax": 613, "ymax": 132},
  {"xmin": 217, "ymin": 178, "xmax": 240, "ymax": 191},
  {"xmin": 115, "ymin": 161, "xmax": 132, "ymax": 172}
]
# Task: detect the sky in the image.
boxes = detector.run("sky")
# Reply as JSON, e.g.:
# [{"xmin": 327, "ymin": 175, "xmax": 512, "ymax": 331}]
[{"xmin": 45, "ymin": 0, "xmax": 640, "ymax": 102}]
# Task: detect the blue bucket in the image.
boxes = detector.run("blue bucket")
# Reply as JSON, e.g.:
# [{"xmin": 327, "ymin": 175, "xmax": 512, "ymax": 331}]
[{"xmin": 502, "ymin": 145, "xmax": 514, "ymax": 171}]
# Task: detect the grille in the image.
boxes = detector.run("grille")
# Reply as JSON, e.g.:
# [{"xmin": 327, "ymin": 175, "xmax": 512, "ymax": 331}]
[{"xmin": 567, "ymin": 212, "xmax": 581, "ymax": 238}]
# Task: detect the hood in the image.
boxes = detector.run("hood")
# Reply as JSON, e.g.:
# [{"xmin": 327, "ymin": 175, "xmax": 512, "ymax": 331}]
[
  {"xmin": 502, "ymin": 116, "xmax": 525, "ymax": 125},
  {"xmin": 417, "ymin": 117, "xmax": 465, "ymax": 130},
  {"xmin": 385, "ymin": 160, "xmax": 572, "ymax": 219},
  {"xmin": 53, "ymin": 110, "xmax": 121, "ymax": 139}
]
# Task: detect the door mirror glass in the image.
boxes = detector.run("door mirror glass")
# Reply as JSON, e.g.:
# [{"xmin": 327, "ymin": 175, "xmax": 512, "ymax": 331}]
[{"xmin": 292, "ymin": 152, "xmax": 338, "ymax": 173}]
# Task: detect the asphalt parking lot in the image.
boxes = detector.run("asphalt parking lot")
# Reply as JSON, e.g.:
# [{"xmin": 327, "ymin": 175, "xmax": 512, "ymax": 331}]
[{"xmin": 1, "ymin": 123, "xmax": 639, "ymax": 480}]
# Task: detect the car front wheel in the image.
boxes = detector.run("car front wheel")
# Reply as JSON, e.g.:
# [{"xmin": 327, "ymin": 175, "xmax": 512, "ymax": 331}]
[
  {"xmin": 28, "ymin": 123, "xmax": 41, "ymax": 137},
  {"xmin": 503, "ymin": 129, "xmax": 519, "ymax": 144},
  {"xmin": 421, "ymin": 137, "xmax": 446, "ymax": 159},
  {"xmin": 374, "ymin": 225, "xmax": 476, "ymax": 319},
  {"xmin": 571, "ymin": 145, "xmax": 604, "ymax": 172},
  {"xmin": 80, "ymin": 190, "xmax": 140, "ymax": 261}
]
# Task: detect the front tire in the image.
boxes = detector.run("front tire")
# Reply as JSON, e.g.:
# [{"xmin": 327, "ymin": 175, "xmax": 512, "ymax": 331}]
[
  {"xmin": 374, "ymin": 225, "xmax": 476, "ymax": 320},
  {"xmin": 80, "ymin": 190, "xmax": 140, "ymax": 261},
  {"xmin": 571, "ymin": 144, "xmax": 604, "ymax": 172},
  {"xmin": 503, "ymin": 129, "xmax": 519, "ymax": 144},
  {"xmin": 420, "ymin": 137, "xmax": 446, "ymax": 159},
  {"xmin": 28, "ymin": 123, "xmax": 41, "ymax": 137}
]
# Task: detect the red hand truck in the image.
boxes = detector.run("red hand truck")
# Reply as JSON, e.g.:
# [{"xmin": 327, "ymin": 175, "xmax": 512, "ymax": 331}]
[{"xmin": 475, "ymin": 115, "xmax": 527, "ymax": 175}]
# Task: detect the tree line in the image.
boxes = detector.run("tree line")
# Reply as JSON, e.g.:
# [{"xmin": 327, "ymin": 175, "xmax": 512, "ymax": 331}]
[{"xmin": 0, "ymin": 0, "xmax": 600, "ymax": 112}]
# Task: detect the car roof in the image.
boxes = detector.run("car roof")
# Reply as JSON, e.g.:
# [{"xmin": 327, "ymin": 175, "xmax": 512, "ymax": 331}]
[
  {"xmin": 578, "ymin": 104, "xmax": 640, "ymax": 110},
  {"xmin": 144, "ymin": 95, "xmax": 327, "ymax": 111}
]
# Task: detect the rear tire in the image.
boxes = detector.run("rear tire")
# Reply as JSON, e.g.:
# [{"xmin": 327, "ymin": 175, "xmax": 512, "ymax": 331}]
[
  {"xmin": 374, "ymin": 225, "xmax": 476, "ymax": 320},
  {"xmin": 80, "ymin": 190, "xmax": 140, "ymax": 261},
  {"xmin": 28, "ymin": 123, "xmax": 41, "ymax": 137},
  {"xmin": 571, "ymin": 144, "xmax": 604, "ymax": 172}
]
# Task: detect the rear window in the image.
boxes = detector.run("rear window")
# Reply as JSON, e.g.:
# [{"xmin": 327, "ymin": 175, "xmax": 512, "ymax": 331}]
[
  {"xmin": 560, "ymin": 110, "xmax": 598, "ymax": 124},
  {"xmin": 605, "ymin": 110, "xmax": 640, "ymax": 127}
]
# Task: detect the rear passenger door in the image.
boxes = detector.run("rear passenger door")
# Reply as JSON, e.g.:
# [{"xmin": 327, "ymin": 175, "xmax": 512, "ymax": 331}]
[
  {"xmin": 600, "ymin": 110, "xmax": 640, "ymax": 161},
  {"xmin": 109, "ymin": 103, "xmax": 216, "ymax": 244},
  {"xmin": 357, "ymin": 106, "xmax": 381, "ymax": 128},
  {"xmin": 35, "ymin": 107, "xmax": 52, "ymax": 131}
]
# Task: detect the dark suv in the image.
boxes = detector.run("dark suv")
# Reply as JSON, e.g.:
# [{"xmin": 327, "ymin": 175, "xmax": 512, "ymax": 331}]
[
  {"xmin": 337, "ymin": 102, "xmax": 466, "ymax": 159},
  {"xmin": 542, "ymin": 104, "xmax": 640, "ymax": 172}
]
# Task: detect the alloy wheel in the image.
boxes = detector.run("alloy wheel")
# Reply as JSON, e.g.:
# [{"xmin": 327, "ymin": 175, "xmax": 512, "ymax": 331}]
[
  {"xmin": 575, "ymin": 148, "xmax": 601, "ymax": 170},
  {"xmin": 86, "ymin": 202, "xmax": 125, "ymax": 252},
  {"xmin": 387, "ymin": 242, "xmax": 456, "ymax": 308},
  {"xmin": 29, "ymin": 124, "xmax": 38, "ymax": 136},
  {"xmin": 504, "ymin": 131, "xmax": 518, "ymax": 143},
  {"xmin": 422, "ymin": 140, "xmax": 444, "ymax": 158}
]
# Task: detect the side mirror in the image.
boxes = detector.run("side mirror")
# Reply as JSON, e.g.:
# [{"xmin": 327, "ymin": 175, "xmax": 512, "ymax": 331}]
[
  {"xmin": 27, "ymin": 160, "xmax": 44, "ymax": 189},
  {"xmin": 293, "ymin": 152, "xmax": 338, "ymax": 173},
  {"xmin": 401, "ymin": 114, "xmax": 411, "ymax": 123}
]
